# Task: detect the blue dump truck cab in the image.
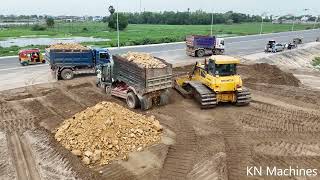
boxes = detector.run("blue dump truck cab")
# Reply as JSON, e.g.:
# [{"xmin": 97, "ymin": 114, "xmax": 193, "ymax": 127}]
[{"xmin": 46, "ymin": 47, "xmax": 112, "ymax": 80}]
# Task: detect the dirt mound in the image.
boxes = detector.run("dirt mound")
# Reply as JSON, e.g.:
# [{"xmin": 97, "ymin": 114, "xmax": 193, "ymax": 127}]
[
  {"xmin": 122, "ymin": 52, "xmax": 167, "ymax": 68},
  {"xmin": 48, "ymin": 43, "xmax": 89, "ymax": 50},
  {"xmin": 55, "ymin": 101, "xmax": 163, "ymax": 167},
  {"xmin": 240, "ymin": 63, "xmax": 301, "ymax": 87}
]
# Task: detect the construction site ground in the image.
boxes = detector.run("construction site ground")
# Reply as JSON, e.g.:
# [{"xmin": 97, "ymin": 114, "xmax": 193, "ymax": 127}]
[{"xmin": 1, "ymin": 43, "xmax": 320, "ymax": 180}]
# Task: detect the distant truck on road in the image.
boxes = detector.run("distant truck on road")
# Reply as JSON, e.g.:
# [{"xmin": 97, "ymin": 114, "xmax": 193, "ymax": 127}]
[
  {"xmin": 96, "ymin": 54, "xmax": 172, "ymax": 110},
  {"xmin": 46, "ymin": 47, "xmax": 111, "ymax": 80},
  {"xmin": 186, "ymin": 35, "xmax": 225, "ymax": 57}
]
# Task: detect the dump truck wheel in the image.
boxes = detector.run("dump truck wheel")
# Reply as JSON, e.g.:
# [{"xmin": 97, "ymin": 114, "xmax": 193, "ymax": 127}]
[
  {"xmin": 61, "ymin": 69, "xmax": 74, "ymax": 80},
  {"xmin": 126, "ymin": 92, "xmax": 139, "ymax": 109},
  {"xmin": 196, "ymin": 50, "xmax": 205, "ymax": 57},
  {"xmin": 160, "ymin": 92, "xmax": 169, "ymax": 106}
]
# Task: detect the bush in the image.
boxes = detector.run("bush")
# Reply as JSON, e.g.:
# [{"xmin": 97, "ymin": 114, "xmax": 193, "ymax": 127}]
[
  {"xmin": 312, "ymin": 57, "xmax": 320, "ymax": 66},
  {"xmin": 108, "ymin": 14, "xmax": 128, "ymax": 31},
  {"xmin": 82, "ymin": 27, "xmax": 88, "ymax": 31},
  {"xmin": 31, "ymin": 24, "xmax": 47, "ymax": 31}
]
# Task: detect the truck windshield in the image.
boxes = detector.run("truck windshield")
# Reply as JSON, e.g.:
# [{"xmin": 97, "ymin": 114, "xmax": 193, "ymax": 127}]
[
  {"xmin": 100, "ymin": 53, "xmax": 110, "ymax": 60},
  {"xmin": 214, "ymin": 64, "xmax": 236, "ymax": 76}
]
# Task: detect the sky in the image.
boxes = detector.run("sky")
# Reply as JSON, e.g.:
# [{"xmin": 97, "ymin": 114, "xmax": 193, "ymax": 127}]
[{"xmin": 0, "ymin": 0, "xmax": 319, "ymax": 16}]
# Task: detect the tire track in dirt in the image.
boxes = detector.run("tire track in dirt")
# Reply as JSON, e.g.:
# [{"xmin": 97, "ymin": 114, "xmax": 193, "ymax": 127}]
[
  {"xmin": 187, "ymin": 152, "xmax": 227, "ymax": 180},
  {"xmin": 8, "ymin": 132, "xmax": 41, "ymax": 180},
  {"xmin": 216, "ymin": 113, "xmax": 253, "ymax": 180},
  {"xmin": 160, "ymin": 118, "xmax": 197, "ymax": 180},
  {"xmin": 96, "ymin": 163, "xmax": 137, "ymax": 180},
  {"xmin": 0, "ymin": 131, "xmax": 17, "ymax": 179},
  {"xmin": 241, "ymin": 103, "xmax": 320, "ymax": 132},
  {"xmin": 24, "ymin": 130, "xmax": 82, "ymax": 180}
]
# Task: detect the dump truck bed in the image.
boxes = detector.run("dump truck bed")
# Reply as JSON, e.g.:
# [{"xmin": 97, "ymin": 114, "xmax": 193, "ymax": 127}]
[
  {"xmin": 45, "ymin": 49, "xmax": 95, "ymax": 69},
  {"xmin": 186, "ymin": 35, "xmax": 216, "ymax": 48},
  {"xmin": 113, "ymin": 55, "xmax": 173, "ymax": 94}
]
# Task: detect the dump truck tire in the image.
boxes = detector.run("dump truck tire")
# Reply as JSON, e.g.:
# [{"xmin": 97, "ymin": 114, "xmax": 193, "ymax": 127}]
[
  {"xmin": 160, "ymin": 92, "xmax": 170, "ymax": 106},
  {"xmin": 126, "ymin": 92, "xmax": 139, "ymax": 109},
  {"xmin": 61, "ymin": 69, "xmax": 74, "ymax": 80},
  {"xmin": 196, "ymin": 50, "xmax": 205, "ymax": 57}
]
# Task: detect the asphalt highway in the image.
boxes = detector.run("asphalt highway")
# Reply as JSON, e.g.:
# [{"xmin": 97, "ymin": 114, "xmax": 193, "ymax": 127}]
[{"xmin": 0, "ymin": 29, "xmax": 319, "ymax": 91}]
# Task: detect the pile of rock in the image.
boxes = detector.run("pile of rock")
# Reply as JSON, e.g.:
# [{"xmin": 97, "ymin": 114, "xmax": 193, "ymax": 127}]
[
  {"xmin": 122, "ymin": 52, "xmax": 167, "ymax": 68},
  {"xmin": 55, "ymin": 101, "xmax": 163, "ymax": 167},
  {"xmin": 48, "ymin": 43, "xmax": 89, "ymax": 50}
]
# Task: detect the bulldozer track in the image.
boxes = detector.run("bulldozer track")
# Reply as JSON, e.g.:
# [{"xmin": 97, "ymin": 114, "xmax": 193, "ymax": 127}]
[
  {"xmin": 187, "ymin": 81, "xmax": 217, "ymax": 109},
  {"xmin": 8, "ymin": 132, "xmax": 41, "ymax": 180},
  {"xmin": 160, "ymin": 120, "xmax": 197, "ymax": 180}
]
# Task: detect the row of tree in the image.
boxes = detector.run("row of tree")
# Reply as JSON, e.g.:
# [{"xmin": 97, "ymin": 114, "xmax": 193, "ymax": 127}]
[
  {"xmin": 104, "ymin": 11, "xmax": 271, "ymax": 30},
  {"xmin": 120, "ymin": 11, "xmax": 269, "ymax": 25}
]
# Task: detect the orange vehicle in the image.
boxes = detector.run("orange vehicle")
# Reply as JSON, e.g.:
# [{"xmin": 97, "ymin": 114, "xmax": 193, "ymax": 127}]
[{"xmin": 18, "ymin": 49, "xmax": 45, "ymax": 66}]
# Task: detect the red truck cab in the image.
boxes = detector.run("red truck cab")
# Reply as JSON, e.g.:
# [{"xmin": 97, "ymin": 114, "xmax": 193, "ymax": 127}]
[{"xmin": 18, "ymin": 49, "xmax": 45, "ymax": 66}]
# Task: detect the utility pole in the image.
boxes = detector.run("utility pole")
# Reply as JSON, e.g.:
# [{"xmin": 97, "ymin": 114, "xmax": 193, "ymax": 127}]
[
  {"xmin": 211, "ymin": 12, "xmax": 214, "ymax": 36},
  {"xmin": 313, "ymin": 15, "xmax": 319, "ymax": 29},
  {"xmin": 139, "ymin": 0, "xmax": 142, "ymax": 14},
  {"xmin": 260, "ymin": 12, "xmax": 267, "ymax": 35},
  {"xmin": 291, "ymin": 16, "xmax": 295, "ymax": 31},
  {"xmin": 260, "ymin": 17, "xmax": 264, "ymax": 34},
  {"xmin": 117, "ymin": 1, "xmax": 120, "ymax": 49}
]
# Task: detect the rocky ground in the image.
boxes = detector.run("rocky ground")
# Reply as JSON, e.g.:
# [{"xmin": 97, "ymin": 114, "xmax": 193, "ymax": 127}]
[{"xmin": 0, "ymin": 43, "xmax": 320, "ymax": 180}]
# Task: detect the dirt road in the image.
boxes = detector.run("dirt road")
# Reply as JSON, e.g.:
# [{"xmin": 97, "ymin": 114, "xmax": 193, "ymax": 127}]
[{"xmin": 0, "ymin": 46, "xmax": 320, "ymax": 179}]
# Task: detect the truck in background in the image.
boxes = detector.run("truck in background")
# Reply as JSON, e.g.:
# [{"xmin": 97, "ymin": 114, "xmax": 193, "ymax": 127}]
[
  {"xmin": 96, "ymin": 55, "xmax": 172, "ymax": 110},
  {"xmin": 46, "ymin": 48, "xmax": 111, "ymax": 80},
  {"xmin": 186, "ymin": 35, "xmax": 225, "ymax": 57}
]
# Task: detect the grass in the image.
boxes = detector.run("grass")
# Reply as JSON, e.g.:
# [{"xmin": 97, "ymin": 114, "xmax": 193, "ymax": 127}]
[
  {"xmin": 0, "ymin": 45, "xmax": 47, "ymax": 56},
  {"xmin": 0, "ymin": 22, "xmax": 318, "ymax": 56},
  {"xmin": 312, "ymin": 57, "xmax": 320, "ymax": 70}
]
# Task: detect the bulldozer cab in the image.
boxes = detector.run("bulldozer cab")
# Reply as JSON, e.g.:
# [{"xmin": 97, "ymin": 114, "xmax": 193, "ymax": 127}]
[{"xmin": 204, "ymin": 56, "xmax": 239, "ymax": 76}]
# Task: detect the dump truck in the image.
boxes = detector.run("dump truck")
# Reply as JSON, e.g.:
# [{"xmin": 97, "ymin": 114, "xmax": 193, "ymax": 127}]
[
  {"xmin": 186, "ymin": 35, "xmax": 225, "ymax": 57},
  {"xmin": 96, "ymin": 53, "xmax": 173, "ymax": 110},
  {"xmin": 175, "ymin": 55, "xmax": 251, "ymax": 109},
  {"xmin": 46, "ymin": 47, "xmax": 111, "ymax": 80}
]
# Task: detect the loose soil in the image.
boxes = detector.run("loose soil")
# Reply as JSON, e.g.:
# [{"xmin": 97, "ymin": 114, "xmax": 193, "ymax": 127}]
[{"xmin": 0, "ymin": 45, "xmax": 320, "ymax": 179}]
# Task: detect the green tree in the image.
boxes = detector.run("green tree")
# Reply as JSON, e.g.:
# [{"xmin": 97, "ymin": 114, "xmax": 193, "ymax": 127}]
[
  {"xmin": 108, "ymin": 14, "xmax": 128, "ymax": 31},
  {"xmin": 46, "ymin": 17, "xmax": 55, "ymax": 28}
]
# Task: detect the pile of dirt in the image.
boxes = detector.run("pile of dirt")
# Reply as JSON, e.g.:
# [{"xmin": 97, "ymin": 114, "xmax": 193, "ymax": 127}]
[
  {"xmin": 240, "ymin": 63, "xmax": 301, "ymax": 87},
  {"xmin": 48, "ymin": 43, "xmax": 89, "ymax": 50},
  {"xmin": 122, "ymin": 52, "xmax": 167, "ymax": 68},
  {"xmin": 54, "ymin": 101, "xmax": 163, "ymax": 167}
]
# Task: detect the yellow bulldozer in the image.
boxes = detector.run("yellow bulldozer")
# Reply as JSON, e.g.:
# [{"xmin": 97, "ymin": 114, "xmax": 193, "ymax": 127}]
[{"xmin": 174, "ymin": 55, "xmax": 251, "ymax": 108}]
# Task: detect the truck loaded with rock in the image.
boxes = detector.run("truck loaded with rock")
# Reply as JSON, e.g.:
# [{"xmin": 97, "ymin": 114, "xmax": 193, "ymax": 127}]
[
  {"xmin": 45, "ymin": 43, "xmax": 112, "ymax": 80},
  {"xmin": 96, "ymin": 52, "xmax": 173, "ymax": 110}
]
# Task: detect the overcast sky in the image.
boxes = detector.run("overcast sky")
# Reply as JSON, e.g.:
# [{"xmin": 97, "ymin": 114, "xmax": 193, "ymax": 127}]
[{"xmin": 0, "ymin": 0, "xmax": 319, "ymax": 16}]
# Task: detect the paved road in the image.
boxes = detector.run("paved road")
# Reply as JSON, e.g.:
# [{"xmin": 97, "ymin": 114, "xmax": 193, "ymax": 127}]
[{"xmin": 0, "ymin": 29, "xmax": 319, "ymax": 91}]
